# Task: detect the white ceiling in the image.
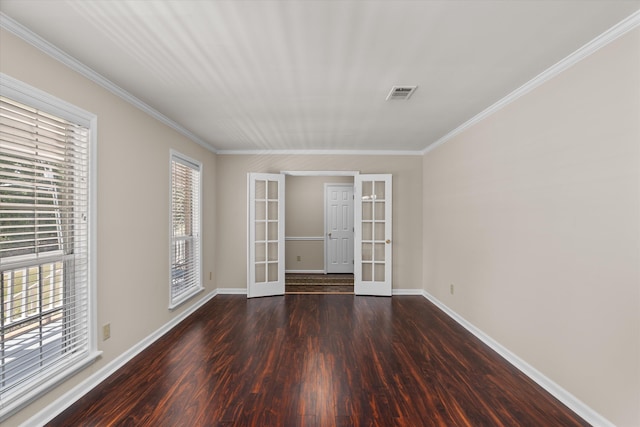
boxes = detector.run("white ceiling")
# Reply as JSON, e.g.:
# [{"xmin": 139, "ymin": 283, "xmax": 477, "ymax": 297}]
[{"xmin": 1, "ymin": 1, "xmax": 639, "ymax": 153}]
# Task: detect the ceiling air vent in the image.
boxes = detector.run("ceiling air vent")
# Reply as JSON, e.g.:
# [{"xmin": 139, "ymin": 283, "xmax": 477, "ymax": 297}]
[{"xmin": 386, "ymin": 85, "xmax": 417, "ymax": 101}]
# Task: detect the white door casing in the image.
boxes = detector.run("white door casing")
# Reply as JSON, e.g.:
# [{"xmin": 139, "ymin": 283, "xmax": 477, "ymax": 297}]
[
  {"xmin": 247, "ymin": 173, "xmax": 285, "ymax": 298},
  {"xmin": 354, "ymin": 174, "xmax": 392, "ymax": 296},
  {"xmin": 325, "ymin": 184, "xmax": 354, "ymax": 274}
]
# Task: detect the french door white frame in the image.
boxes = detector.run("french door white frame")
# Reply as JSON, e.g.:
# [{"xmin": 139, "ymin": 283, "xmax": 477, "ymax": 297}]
[
  {"xmin": 354, "ymin": 174, "xmax": 393, "ymax": 296},
  {"xmin": 248, "ymin": 171, "xmax": 392, "ymax": 297},
  {"xmin": 247, "ymin": 173, "xmax": 285, "ymax": 298}
]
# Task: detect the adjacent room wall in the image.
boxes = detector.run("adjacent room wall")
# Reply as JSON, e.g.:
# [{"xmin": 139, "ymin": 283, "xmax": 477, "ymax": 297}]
[
  {"xmin": 422, "ymin": 28, "xmax": 640, "ymax": 426},
  {"xmin": 1, "ymin": 30, "xmax": 218, "ymax": 426},
  {"xmin": 285, "ymin": 175, "xmax": 353, "ymax": 271},
  {"xmin": 216, "ymin": 154, "xmax": 423, "ymax": 290}
]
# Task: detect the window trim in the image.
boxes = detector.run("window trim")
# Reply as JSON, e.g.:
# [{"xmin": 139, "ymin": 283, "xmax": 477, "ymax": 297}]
[
  {"xmin": 168, "ymin": 150, "xmax": 203, "ymax": 310},
  {"xmin": 0, "ymin": 73, "xmax": 100, "ymax": 421}
]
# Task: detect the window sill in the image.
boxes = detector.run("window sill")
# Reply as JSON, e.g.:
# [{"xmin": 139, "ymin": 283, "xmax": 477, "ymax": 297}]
[{"xmin": 0, "ymin": 350, "xmax": 102, "ymax": 423}]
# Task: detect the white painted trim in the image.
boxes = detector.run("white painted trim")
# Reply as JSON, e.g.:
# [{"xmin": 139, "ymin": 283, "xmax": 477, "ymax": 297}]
[
  {"xmin": 392, "ymin": 289, "xmax": 424, "ymax": 296},
  {"xmin": 0, "ymin": 73, "xmax": 94, "ymax": 126},
  {"xmin": 216, "ymin": 287, "xmax": 248, "ymax": 295},
  {"xmin": 285, "ymin": 270, "xmax": 326, "ymax": 274},
  {"xmin": 23, "ymin": 289, "xmax": 218, "ymax": 427},
  {"xmin": 282, "ymin": 170, "xmax": 359, "ymax": 177},
  {"xmin": 285, "ymin": 236, "xmax": 324, "ymax": 241},
  {"xmin": 421, "ymin": 291, "xmax": 615, "ymax": 427},
  {"xmin": 218, "ymin": 149, "xmax": 424, "ymax": 156},
  {"xmin": 423, "ymin": 9, "xmax": 640, "ymax": 156},
  {"xmin": 0, "ymin": 13, "xmax": 216, "ymax": 154}
]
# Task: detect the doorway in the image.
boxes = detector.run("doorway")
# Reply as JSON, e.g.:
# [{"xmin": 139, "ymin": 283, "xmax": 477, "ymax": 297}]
[
  {"xmin": 284, "ymin": 174, "xmax": 354, "ymax": 275},
  {"xmin": 247, "ymin": 171, "xmax": 393, "ymax": 298}
]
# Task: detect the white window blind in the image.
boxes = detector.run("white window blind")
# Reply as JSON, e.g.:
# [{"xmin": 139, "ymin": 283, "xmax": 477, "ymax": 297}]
[
  {"xmin": 0, "ymin": 75, "xmax": 97, "ymax": 421},
  {"xmin": 170, "ymin": 152, "xmax": 202, "ymax": 308}
]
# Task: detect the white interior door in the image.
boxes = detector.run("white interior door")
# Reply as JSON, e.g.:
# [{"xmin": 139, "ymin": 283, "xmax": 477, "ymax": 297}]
[
  {"xmin": 247, "ymin": 173, "xmax": 285, "ymax": 298},
  {"xmin": 354, "ymin": 174, "xmax": 392, "ymax": 296},
  {"xmin": 325, "ymin": 184, "xmax": 354, "ymax": 274}
]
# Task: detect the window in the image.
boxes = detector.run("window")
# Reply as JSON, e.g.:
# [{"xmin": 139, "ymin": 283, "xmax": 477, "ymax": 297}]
[
  {"xmin": 170, "ymin": 151, "xmax": 202, "ymax": 308},
  {"xmin": 0, "ymin": 74, "xmax": 98, "ymax": 420}
]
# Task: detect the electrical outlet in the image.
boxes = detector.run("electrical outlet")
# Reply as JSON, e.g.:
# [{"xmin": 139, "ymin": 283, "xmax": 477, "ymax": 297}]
[
  {"xmin": 296, "ymin": 256, "xmax": 301, "ymax": 262},
  {"xmin": 103, "ymin": 323, "xmax": 111, "ymax": 341},
  {"xmin": 450, "ymin": 284, "xmax": 454, "ymax": 295}
]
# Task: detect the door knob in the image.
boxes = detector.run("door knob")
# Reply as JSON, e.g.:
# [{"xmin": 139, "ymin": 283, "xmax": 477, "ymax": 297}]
[
  {"xmin": 386, "ymin": 239, "xmax": 391, "ymax": 244},
  {"xmin": 328, "ymin": 232, "xmax": 332, "ymax": 238}
]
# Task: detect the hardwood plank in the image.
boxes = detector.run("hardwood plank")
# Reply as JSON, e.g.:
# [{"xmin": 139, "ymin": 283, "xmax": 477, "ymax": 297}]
[{"xmin": 48, "ymin": 295, "xmax": 590, "ymax": 426}]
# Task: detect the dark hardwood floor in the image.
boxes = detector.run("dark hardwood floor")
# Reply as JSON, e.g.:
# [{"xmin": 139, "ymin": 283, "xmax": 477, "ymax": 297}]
[{"xmin": 49, "ymin": 295, "xmax": 589, "ymax": 426}]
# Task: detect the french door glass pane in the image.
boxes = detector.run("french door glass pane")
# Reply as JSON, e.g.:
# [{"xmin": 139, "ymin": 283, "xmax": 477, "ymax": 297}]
[
  {"xmin": 268, "ymin": 263, "xmax": 278, "ymax": 281},
  {"xmin": 255, "ymin": 264, "xmax": 266, "ymax": 283},
  {"xmin": 362, "ymin": 181, "xmax": 372, "ymax": 198},
  {"xmin": 374, "ymin": 181, "xmax": 386, "ymax": 200},
  {"xmin": 255, "ymin": 222, "xmax": 266, "ymax": 240},
  {"xmin": 362, "ymin": 263, "xmax": 372, "ymax": 281},
  {"xmin": 268, "ymin": 201, "xmax": 279, "ymax": 220},
  {"xmin": 255, "ymin": 201, "xmax": 266, "ymax": 220},
  {"xmin": 362, "ymin": 243, "xmax": 372, "ymax": 261},
  {"xmin": 374, "ymin": 243, "xmax": 385, "ymax": 262},
  {"xmin": 375, "ymin": 202, "xmax": 385, "ymax": 220},
  {"xmin": 363, "ymin": 202, "xmax": 372, "ymax": 220},
  {"xmin": 363, "ymin": 222, "xmax": 372, "ymax": 240},
  {"xmin": 374, "ymin": 264, "xmax": 385, "ymax": 281},
  {"xmin": 255, "ymin": 243, "xmax": 266, "ymax": 262},
  {"xmin": 268, "ymin": 181, "xmax": 278, "ymax": 199},
  {"xmin": 268, "ymin": 222, "xmax": 278, "ymax": 240},
  {"xmin": 255, "ymin": 180, "xmax": 266, "ymax": 199},
  {"xmin": 268, "ymin": 242, "xmax": 278, "ymax": 261}
]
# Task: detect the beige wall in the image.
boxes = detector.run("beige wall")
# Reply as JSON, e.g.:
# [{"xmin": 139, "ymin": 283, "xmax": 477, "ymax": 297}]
[
  {"xmin": 1, "ymin": 30, "xmax": 218, "ymax": 426},
  {"xmin": 423, "ymin": 28, "xmax": 640, "ymax": 426},
  {"xmin": 285, "ymin": 175, "xmax": 353, "ymax": 271},
  {"xmin": 216, "ymin": 155, "xmax": 423, "ymax": 288}
]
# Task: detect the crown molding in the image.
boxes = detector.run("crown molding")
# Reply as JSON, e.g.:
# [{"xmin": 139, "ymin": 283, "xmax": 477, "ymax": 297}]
[
  {"xmin": 0, "ymin": 13, "xmax": 217, "ymax": 154},
  {"xmin": 216, "ymin": 149, "xmax": 424, "ymax": 156},
  {"xmin": 4, "ymin": 7, "xmax": 637, "ymax": 158},
  {"xmin": 422, "ymin": 9, "xmax": 640, "ymax": 156}
]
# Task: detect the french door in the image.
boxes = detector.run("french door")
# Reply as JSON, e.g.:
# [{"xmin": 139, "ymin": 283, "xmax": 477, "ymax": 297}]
[
  {"xmin": 247, "ymin": 173, "xmax": 285, "ymax": 298},
  {"xmin": 354, "ymin": 174, "xmax": 392, "ymax": 296}
]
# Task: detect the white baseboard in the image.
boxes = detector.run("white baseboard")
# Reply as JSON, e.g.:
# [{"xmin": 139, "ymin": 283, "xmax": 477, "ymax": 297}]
[
  {"xmin": 285, "ymin": 269, "xmax": 326, "ymax": 274},
  {"xmin": 217, "ymin": 287, "xmax": 247, "ymax": 295},
  {"xmin": 421, "ymin": 291, "xmax": 614, "ymax": 427},
  {"xmin": 393, "ymin": 288, "xmax": 424, "ymax": 296},
  {"xmin": 23, "ymin": 289, "xmax": 219, "ymax": 427}
]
